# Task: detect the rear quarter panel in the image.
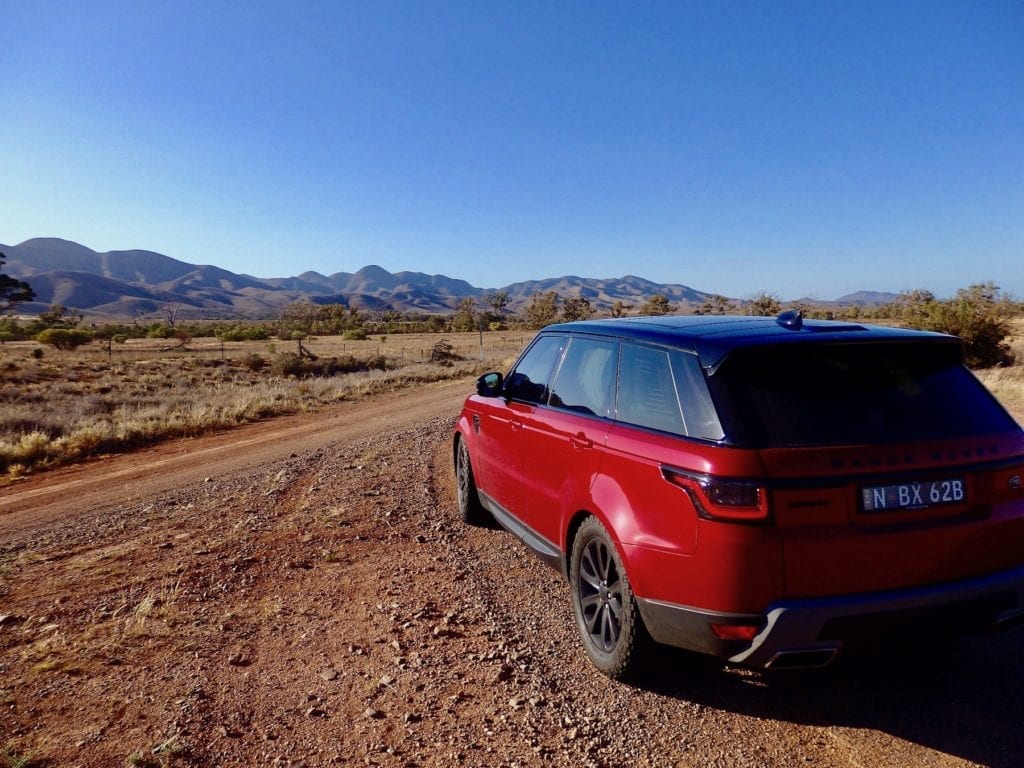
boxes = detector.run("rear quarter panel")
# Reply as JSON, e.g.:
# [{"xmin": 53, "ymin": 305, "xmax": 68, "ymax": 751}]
[{"xmin": 595, "ymin": 424, "xmax": 785, "ymax": 613}]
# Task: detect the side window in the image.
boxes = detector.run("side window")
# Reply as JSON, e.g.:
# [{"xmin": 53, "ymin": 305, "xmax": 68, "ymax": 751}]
[
  {"xmin": 505, "ymin": 335, "xmax": 566, "ymax": 404},
  {"xmin": 671, "ymin": 352, "xmax": 724, "ymax": 441},
  {"xmin": 617, "ymin": 344, "xmax": 685, "ymax": 435},
  {"xmin": 548, "ymin": 337, "xmax": 618, "ymax": 417},
  {"xmin": 617, "ymin": 343, "xmax": 725, "ymax": 440}
]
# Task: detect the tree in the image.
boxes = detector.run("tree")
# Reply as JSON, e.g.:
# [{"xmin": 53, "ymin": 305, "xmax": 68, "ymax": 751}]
[
  {"xmin": 900, "ymin": 282, "xmax": 1015, "ymax": 368},
  {"xmin": 893, "ymin": 289, "xmax": 937, "ymax": 325},
  {"xmin": 694, "ymin": 294, "xmax": 735, "ymax": 315},
  {"xmin": 523, "ymin": 291, "xmax": 560, "ymax": 329},
  {"xmin": 488, "ymin": 290, "xmax": 510, "ymax": 321},
  {"xmin": 561, "ymin": 295, "xmax": 594, "ymax": 322},
  {"xmin": 162, "ymin": 303, "xmax": 182, "ymax": 329},
  {"xmin": 452, "ymin": 297, "xmax": 478, "ymax": 332},
  {"xmin": 609, "ymin": 300, "xmax": 630, "ymax": 318},
  {"xmin": 746, "ymin": 292, "xmax": 781, "ymax": 316},
  {"xmin": 278, "ymin": 301, "xmax": 319, "ymax": 338},
  {"xmin": 35, "ymin": 328, "xmax": 93, "ymax": 350},
  {"xmin": 640, "ymin": 294, "xmax": 674, "ymax": 316},
  {"xmin": 38, "ymin": 303, "xmax": 82, "ymax": 328},
  {"xmin": 0, "ymin": 253, "xmax": 35, "ymax": 315}
]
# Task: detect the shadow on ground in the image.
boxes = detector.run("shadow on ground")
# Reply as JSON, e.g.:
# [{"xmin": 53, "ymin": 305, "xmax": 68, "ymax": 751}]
[{"xmin": 635, "ymin": 628, "xmax": 1024, "ymax": 767}]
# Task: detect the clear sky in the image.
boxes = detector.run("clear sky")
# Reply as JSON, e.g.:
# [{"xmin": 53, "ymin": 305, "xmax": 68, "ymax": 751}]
[{"xmin": 2, "ymin": 1, "xmax": 1021, "ymax": 299}]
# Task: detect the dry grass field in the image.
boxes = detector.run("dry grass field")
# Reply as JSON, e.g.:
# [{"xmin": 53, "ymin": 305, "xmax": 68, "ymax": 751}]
[
  {"xmin": 0, "ymin": 331, "xmax": 532, "ymax": 481},
  {"xmin": 974, "ymin": 319, "xmax": 1024, "ymax": 422}
]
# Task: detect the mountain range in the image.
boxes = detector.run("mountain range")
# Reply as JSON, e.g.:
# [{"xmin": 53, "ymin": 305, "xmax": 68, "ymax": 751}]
[{"xmin": 1, "ymin": 237, "xmax": 898, "ymax": 319}]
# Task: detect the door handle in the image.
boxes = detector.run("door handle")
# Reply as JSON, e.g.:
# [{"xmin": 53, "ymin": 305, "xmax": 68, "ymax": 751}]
[
  {"xmin": 571, "ymin": 432, "xmax": 592, "ymax": 451},
  {"xmin": 510, "ymin": 419, "xmax": 523, "ymax": 432}
]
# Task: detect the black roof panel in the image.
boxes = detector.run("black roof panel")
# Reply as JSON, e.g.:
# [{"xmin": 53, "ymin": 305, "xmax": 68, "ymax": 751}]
[{"xmin": 542, "ymin": 315, "xmax": 960, "ymax": 371}]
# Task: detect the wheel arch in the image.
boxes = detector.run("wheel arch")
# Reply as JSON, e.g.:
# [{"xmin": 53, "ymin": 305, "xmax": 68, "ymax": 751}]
[
  {"xmin": 452, "ymin": 415, "xmax": 474, "ymax": 465},
  {"xmin": 563, "ymin": 507, "xmax": 635, "ymax": 584}
]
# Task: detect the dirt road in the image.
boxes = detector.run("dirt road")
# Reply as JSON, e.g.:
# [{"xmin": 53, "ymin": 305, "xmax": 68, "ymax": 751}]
[{"xmin": 1, "ymin": 378, "xmax": 1022, "ymax": 767}]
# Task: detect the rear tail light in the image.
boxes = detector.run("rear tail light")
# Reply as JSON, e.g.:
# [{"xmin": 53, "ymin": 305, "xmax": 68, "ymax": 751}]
[
  {"xmin": 662, "ymin": 467, "xmax": 770, "ymax": 522},
  {"xmin": 711, "ymin": 622, "xmax": 762, "ymax": 641}
]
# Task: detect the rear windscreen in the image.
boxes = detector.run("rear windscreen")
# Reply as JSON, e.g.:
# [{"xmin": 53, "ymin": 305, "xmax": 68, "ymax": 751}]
[{"xmin": 709, "ymin": 341, "xmax": 1017, "ymax": 448}]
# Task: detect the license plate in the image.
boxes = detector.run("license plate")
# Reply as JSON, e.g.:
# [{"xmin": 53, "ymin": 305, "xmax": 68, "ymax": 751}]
[{"xmin": 861, "ymin": 477, "xmax": 966, "ymax": 512}]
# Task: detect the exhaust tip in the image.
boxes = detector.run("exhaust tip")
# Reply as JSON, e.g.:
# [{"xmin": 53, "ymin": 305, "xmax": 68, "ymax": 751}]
[
  {"xmin": 765, "ymin": 647, "xmax": 840, "ymax": 669},
  {"xmin": 994, "ymin": 608, "xmax": 1024, "ymax": 632}
]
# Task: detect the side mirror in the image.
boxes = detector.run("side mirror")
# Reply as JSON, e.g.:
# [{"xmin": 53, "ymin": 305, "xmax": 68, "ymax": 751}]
[{"xmin": 476, "ymin": 371, "xmax": 503, "ymax": 397}]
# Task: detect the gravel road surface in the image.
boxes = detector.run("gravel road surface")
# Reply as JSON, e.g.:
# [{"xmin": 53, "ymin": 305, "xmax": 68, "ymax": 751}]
[{"xmin": 1, "ymin": 377, "xmax": 1021, "ymax": 767}]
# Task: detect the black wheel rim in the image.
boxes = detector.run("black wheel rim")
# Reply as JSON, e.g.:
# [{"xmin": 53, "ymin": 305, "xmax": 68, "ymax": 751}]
[
  {"xmin": 456, "ymin": 442, "xmax": 470, "ymax": 512},
  {"xmin": 577, "ymin": 537, "xmax": 624, "ymax": 653}
]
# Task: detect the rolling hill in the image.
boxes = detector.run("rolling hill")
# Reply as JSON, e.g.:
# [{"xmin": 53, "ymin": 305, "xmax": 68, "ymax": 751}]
[{"xmin": 1, "ymin": 237, "xmax": 893, "ymax": 319}]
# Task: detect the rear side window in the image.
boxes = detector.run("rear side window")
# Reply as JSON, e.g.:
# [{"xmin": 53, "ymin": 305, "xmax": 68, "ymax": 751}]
[
  {"xmin": 617, "ymin": 343, "xmax": 724, "ymax": 441},
  {"xmin": 549, "ymin": 337, "xmax": 617, "ymax": 417},
  {"xmin": 710, "ymin": 341, "xmax": 1017, "ymax": 447},
  {"xmin": 505, "ymin": 335, "xmax": 566, "ymax": 404}
]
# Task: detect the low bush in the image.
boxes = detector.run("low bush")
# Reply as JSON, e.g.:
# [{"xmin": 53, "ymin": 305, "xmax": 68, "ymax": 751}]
[
  {"xmin": 240, "ymin": 353, "xmax": 267, "ymax": 371},
  {"xmin": 429, "ymin": 340, "xmax": 463, "ymax": 366},
  {"xmin": 271, "ymin": 353, "xmax": 307, "ymax": 377},
  {"xmin": 900, "ymin": 283, "xmax": 1015, "ymax": 368},
  {"xmin": 219, "ymin": 325, "xmax": 270, "ymax": 341},
  {"xmin": 271, "ymin": 353, "xmax": 390, "ymax": 378},
  {"xmin": 35, "ymin": 328, "xmax": 94, "ymax": 350}
]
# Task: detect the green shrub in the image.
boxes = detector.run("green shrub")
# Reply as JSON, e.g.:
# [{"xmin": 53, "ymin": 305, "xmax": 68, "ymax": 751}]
[
  {"xmin": 219, "ymin": 325, "xmax": 270, "ymax": 341},
  {"xmin": 342, "ymin": 329, "xmax": 368, "ymax": 341},
  {"xmin": 899, "ymin": 282, "xmax": 1015, "ymax": 369},
  {"xmin": 35, "ymin": 328, "xmax": 94, "ymax": 350}
]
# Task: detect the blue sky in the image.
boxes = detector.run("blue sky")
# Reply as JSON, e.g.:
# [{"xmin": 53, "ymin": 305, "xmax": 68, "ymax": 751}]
[{"xmin": 2, "ymin": 1, "xmax": 1021, "ymax": 299}]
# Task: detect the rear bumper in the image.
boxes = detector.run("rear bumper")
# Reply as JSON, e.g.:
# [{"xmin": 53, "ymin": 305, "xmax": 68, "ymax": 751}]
[{"xmin": 637, "ymin": 564, "xmax": 1024, "ymax": 669}]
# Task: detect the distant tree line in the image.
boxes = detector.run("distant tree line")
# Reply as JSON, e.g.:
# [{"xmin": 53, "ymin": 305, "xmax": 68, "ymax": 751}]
[{"xmin": 0, "ymin": 268, "xmax": 1019, "ymax": 368}]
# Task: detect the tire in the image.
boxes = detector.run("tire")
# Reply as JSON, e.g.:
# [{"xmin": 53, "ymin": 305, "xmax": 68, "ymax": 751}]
[
  {"xmin": 455, "ymin": 437, "xmax": 489, "ymax": 526},
  {"xmin": 570, "ymin": 516, "xmax": 648, "ymax": 680}
]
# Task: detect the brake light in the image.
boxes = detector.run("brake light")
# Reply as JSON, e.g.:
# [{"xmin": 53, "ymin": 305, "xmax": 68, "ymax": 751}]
[{"xmin": 662, "ymin": 467, "xmax": 771, "ymax": 522}]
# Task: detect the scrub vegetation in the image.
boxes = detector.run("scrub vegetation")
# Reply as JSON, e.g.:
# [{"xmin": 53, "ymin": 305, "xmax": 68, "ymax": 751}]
[
  {"xmin": 0, "ymin": 332, "xmax": 528, "ymax": 480},
  {"xmin": 974, "ymin": 322, "xmax": 1024, "ymax": 421},
  {"xmin": 1, "ymin": 282, "xmax": 1021, "ymax": 481}
]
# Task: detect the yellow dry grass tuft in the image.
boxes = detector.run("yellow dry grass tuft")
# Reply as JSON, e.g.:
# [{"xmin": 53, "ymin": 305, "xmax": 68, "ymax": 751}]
[{"xmin": 976, "ymin": 364, "xmax": 1024, "ymax": 424}]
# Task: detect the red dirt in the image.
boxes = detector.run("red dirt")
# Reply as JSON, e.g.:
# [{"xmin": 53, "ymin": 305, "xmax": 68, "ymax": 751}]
[{"xmin": 1, "ymin": 377, "xmax": 1022, "ymax": 767}]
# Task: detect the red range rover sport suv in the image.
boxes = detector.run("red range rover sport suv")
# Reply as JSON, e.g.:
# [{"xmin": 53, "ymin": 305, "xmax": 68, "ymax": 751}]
[{"xmin": 453, "ymin": 313, "xmax": 1024, "ymax": 679}]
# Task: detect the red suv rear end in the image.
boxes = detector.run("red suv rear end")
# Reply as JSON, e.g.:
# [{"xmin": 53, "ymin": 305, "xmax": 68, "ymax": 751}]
[{"xmin": 453, "ymin": 314, "xmax": 1024, "ymax": 679}]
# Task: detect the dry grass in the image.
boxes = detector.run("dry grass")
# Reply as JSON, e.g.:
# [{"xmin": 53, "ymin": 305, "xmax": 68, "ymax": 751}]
[
  {"xmin": 974, "ymin": 327, "xmax": 1024, "ymax": 424},
  {"xmin": 0, "ymin": 332, "xmax": 529, "ymax": 480}
]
